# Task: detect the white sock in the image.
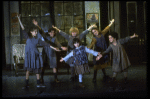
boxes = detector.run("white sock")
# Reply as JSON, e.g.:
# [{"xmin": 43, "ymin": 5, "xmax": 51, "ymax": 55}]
[{"xmin": 79, "ymin": 74, "xmax": 82, "ymax": 83}]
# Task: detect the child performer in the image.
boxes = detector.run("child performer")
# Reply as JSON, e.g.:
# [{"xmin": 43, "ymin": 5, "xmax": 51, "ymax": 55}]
[
  {"xmin": 17, "ymin": 14, "xmax": 60, "ymax": 89},
  {"xmin": 52, "ymin": 24, "xmax": 97, "ymax": 82},
  {"xmin": 88, "ymin": 19, "xmax": 115, "ymax": 82},
  {"xmin": 32, "ymin": 19, "xmax": 67, "ymax": 83},
  {"xmin": 99, "ymin": 32, "xmax": 138, "ymax": 90},
  {"xmin": 60, "ymin": 38, "xmax": 101, "ymax": 88}
]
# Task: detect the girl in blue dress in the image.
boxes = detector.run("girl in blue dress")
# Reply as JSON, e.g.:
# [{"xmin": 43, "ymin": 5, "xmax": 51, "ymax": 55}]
[
  {"xmin": 32, "ymin": 19, "xmax": 67, "ymax": 83},
  {"xmin": 17, "ymin": 14, "xmax": 60, "ymax": 89},
  {"xmin": 60, "ymin": 38, "xmax": 101, "ymax": 88}
]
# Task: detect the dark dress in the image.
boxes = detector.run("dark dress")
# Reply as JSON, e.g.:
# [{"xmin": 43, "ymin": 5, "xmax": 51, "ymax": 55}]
[
  {"xmin": 93, "ymin": 34, "xmax": 109, "ymax": 65},
  {"xmin": 43, "ymin": 37, "xmax": 61, "ymax": 68},
  {"xmin": 102, "ymin": 37, "xmax": 131, "ymax": 73},
  {"xmin": 39, "ymin": 29, "xmax": 62, "ymax": 68},
  {"xmin": 23, "ymin": 30, "xmax": 50, "ymax": 74},
  {"xmin": 88, "ymin": 26, "xmax": 110, "ymax": 70}
]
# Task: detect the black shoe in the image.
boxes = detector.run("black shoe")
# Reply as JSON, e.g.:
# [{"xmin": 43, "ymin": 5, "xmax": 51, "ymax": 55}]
[
  {"xmin": 124, "ymin": 77, "xmax": 128, "ymax": 84},
  {"xmin": 55, "ymin": 79, "xmax": 60, "ymax": 83},
  {"xmin": 108, "ymin": 86, "xmax": 115, "ymax": 92},
  {"xmin": 108, "ymin": 77, "xmax": 117, "ymax": 91},
  {"xmin": 103, "ymin": 75, "xmax": 110, "ymax": 82},
  {"xmin": 70, "ymin": 77, "xmax": 75, "ymax": 82},
  {"xmin": 124, "ymin": 80, "xmax": 128, "ymax": 84},
  {"xmin": 79, "ymin": 83, "xmax": 85, "ymax": 88},
  {"xmin": 15, "ymin": 72, "xmax": 18, "ymax": 77},
  {"xmin": 115, "ymin": 85, "xmax": 125, "ymax": 91},
  {"xmin": 92, "ymin": 78, "xmax": 96, "ymax": 83},
  {"xmin": 108, "ymin": 77, "xmax": 116, "ymax": 83},
  {"xmin": 40, "ymin": 78, "xmax": 44, "ymax": 84},
  {"xmin": 22, "ymin": 85, "xmax": 29, "ymax": 89},
  {"xmin": 75, "ymin": 75, "xmax": 78, "ymax": 81}
]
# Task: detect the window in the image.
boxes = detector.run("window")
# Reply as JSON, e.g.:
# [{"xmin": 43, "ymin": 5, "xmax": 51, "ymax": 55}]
[
  {"xmin": 20, "ymin": 1, "xmax": 85, "ymax": 44},
  {"xmin": 20, "ymin": 1, "xmax": 52, "ymax": 43},
  {"xmin": 54, "ymin": 1, "xmax": 85, "ymax": 43}
]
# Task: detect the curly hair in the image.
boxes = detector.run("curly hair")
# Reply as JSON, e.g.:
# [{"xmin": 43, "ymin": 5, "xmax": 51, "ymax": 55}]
[{"xmin": 69, "ymin": 27, "xmax": 79, "ymax": 35}]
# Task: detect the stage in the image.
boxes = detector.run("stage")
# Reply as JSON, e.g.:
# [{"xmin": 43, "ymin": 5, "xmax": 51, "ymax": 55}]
[{"xmin": 2, "ymin": 64, "xmax": 147, "ymax": 98}]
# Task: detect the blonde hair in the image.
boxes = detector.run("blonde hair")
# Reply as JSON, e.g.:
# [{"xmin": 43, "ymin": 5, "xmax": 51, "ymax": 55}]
[{"xmin": 69, "ymin": 27, "xmax": 79, "ymax": 35}]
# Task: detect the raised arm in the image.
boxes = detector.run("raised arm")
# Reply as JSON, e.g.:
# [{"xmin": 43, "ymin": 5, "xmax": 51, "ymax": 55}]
[
  {"xmin": 118, "ymin": 33, "xmax": 138, "ymax": 44},
  {"xmin": 32, "ymin": 19, "xmax": 46, "ymax": 38},
  {"xmin": 79, "ymin": 24, "xmax": 97, "ymax": 39},
  {"xmin": 130, "ymin": 33, "xmax": 138, "ymax": 38},
  {"xmin": 33, "ymin": 20, "xmax": 59, "ymax": 47},
  {"xmin": 52, "ymin": 25, "xmax": 70, "ymax": 40},
  {"xmin": 87, "ymin": 24, "xmax": 97, "ymax": 31},
  {"xmin": 88, "ymin": 38, "xmax": 97, "ymax": 49},
  {"xmin": 17, "ymin": 14, "xmax": 24, "ymax": 30},
  {"xmin": 101, "ymin": 19, "xmax": 115, "ymax": 36},
  {"xmin": 108, "ymin": 19, "xmax": 115, "ymax": 27},
  {"xmin": 52, "ymin": 25, "xmax": 61, "ymax": 32},
  {"xmin": 17, "ymin": 14, "xmax": 28, "ymax": 39}
]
